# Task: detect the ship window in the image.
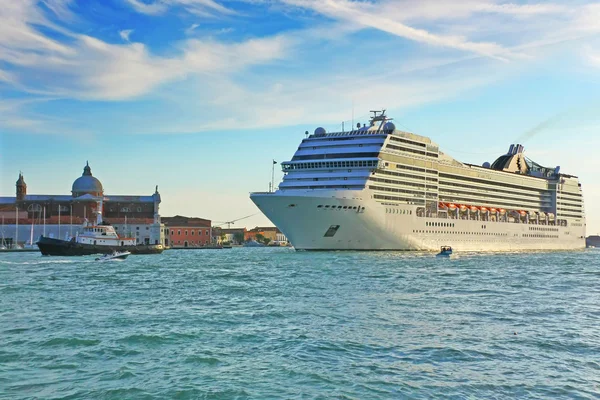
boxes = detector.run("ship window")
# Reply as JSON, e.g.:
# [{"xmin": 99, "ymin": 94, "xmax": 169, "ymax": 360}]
[
  {"xmin": 325, "ymin": 205, "xmax": 330, "ymax": 208},
  {"xmin": 318, "ymin": 205, "xmax": 322, "ymax": 208}
]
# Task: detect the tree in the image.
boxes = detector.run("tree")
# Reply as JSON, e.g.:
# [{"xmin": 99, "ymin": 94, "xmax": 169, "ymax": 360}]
[
  {"xmin": 255, "ymin": 233, "xmax": 265, "ymax": 243},
  {"xmin": 263, "ymin": 237, "xmax": 271, "ymax": 246},
  {"xmin": 233, "ymin": 232, "xmax": 244, "ymax": 244}
]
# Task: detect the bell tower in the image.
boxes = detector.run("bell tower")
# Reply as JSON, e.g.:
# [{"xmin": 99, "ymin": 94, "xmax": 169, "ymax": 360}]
[{"xmin": 16, "ymin": 172, "xmax": 27, "ymax": 201}]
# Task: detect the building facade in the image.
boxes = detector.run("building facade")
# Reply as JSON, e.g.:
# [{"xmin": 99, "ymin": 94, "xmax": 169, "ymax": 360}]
[
  {"xmin": 245, "ymin": 226, "xmax": 287, "ymax": 244},
  {"xmin": 220, "ymin": 228, "xmax": 247, "ymax": 245},
  {"xmin": 162, "ymin": 216, "xmax": 212, "ymax": 248},
  {"xmin": 0, "ymin": 163, "xmax": 165, "ymax": 246}
]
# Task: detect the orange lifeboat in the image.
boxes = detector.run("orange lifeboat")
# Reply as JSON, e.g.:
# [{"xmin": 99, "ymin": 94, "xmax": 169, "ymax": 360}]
[
  {"xmin": 438, "ymin": 202, "xmax": 447, "ymax": 209},
  {"xmin": 448, "ymin": 203, "xmax": 457, "ymax": 210},
  {"xmin": 459, "ymin": 204, "xmax": 468, "ymax": 211},
  {"xmin": 519, "ymin": 210, "xmax": 527, "ymax": 216},
  {"xmin": 498, "ymin": 208, "xmax": 506, "ymax": 215},
  {"xmin": 470, "ymin": 206, "xmax": 479, "ymax": 212},
  {"xmin": 480, "ymin": 207, "xmax": 489, "ymax": 213},
  {"xmin": 489, "ymin": 207, "xmax": 497, "ymax": 213}
]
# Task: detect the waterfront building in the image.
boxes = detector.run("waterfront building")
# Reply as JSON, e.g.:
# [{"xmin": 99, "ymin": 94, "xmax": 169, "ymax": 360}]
[
  {"xmin": 220, "ymin": 228, "xmax": 247, "ymax": 245},
  {"xmin": 245, "ymin": 226, "xmax": 286, "ymax": 244},
  {"xmin": 0, "ymin": 163, "xmax": 165, "ymax": 246},
  {"xmin": 162, "ymin": 216, "xmax": 212, "ymax": 248}
]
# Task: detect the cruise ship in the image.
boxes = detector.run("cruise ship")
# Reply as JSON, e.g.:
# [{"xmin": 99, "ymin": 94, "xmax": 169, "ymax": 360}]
[{"xmin": 250, "ymin": 111, "xmax": 585, "ymax": 251}]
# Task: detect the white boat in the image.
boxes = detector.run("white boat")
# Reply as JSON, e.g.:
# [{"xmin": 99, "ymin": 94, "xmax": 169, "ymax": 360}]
[
  {"xmin": 250, "ymin": 110, "xmax": 586, "ymax": 251},
  {"xmin": 95, "ymin": 251, "xmax": 131, "ymax": 261},
  {"xmin": 436, "ymin": 246, "xmax": 453, "ymax": 257}
]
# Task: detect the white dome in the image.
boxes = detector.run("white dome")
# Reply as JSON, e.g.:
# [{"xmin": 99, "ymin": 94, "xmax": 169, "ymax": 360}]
[{"xmin": 314, "ymin": 127, "xmax": 326, "ymax": 136}]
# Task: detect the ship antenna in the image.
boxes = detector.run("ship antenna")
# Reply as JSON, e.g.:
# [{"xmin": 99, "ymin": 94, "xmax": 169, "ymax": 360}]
[{"xmin": 352, "ymin": 100, "xmax": 354, "ymax": 132}]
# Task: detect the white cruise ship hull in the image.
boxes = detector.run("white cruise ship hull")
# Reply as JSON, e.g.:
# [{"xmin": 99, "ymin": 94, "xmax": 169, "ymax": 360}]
[{"xmin": 250, "ymin": 190, "xmax": 585, "ymax": 251}]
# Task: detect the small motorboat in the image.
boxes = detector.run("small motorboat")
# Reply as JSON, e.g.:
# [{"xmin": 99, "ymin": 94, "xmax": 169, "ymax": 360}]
[
  {"xmin": 436, "ymin": 246, "xmax": 453, "ymax": 257},
  {"xmin": 95, "ymin": 251, "xmax": 131, "ymax": 261}
]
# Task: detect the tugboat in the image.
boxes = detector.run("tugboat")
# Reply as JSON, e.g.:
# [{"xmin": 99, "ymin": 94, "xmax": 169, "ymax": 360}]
[
  {"xmin": 436, "ymin": 246, "xmax": 453, "ymax": 257},
  {"xmin": 36, "ymin": 198, "xmax": 163, "ymax": 256}
]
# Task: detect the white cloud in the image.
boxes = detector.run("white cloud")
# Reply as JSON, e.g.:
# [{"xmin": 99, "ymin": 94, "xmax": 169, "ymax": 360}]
[
  {"xmin": 119, "ymin": 29, "xmax": 134, "ymax": 41},
  {"xmin": 3, "ymin": 0, "xmax": 600, "ymax": 137},
  {"xmin": 474, "ymin": 3, "xmax": 567, "ymax": 16},
  {"xmin": 185, "ymin": 23, "xmax": 200, "ymax": 35},
  {"xmin": 588, "ymin": 49, "xmax": 600, "ymax": 66},
  {"xmin": 0, "ymin": 69, "xmax": 15, "ymax": 84},
  {"xmin": 40, "ymin": 0, "xmax": 76, "ymax": 20},
  {"xmin": 125, "ymin": 0, "xmax": 235, "ymax": 17},
  {"xmin": 0, "ymin": 0, "xmax": 291, "ymax": 101},
  {"xmin": 125, "ymin": 0, "xmax": 167, "ymax": 15},
  {"xmin": 280, "ymin": 0, "xmax": 519, "ymax": 61}
]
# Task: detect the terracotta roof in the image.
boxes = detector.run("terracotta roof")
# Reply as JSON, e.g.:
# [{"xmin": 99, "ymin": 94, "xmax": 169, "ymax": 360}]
[{"xmin": 162, "ymin": 215, "xmax": 211, "ymax": 227}]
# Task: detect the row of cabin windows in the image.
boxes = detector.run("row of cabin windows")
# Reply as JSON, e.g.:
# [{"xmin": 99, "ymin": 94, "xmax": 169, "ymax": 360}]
[
  {"xmin": 388, "ymin": 135, "xmax": 427, "ymax": 148},
  {"xmin": 439, "ymin": 173, "xmax": 550, "ymax": 195},
  {"xmin": 439, "ymin": 186, "xmax": 550, "ymax": 206},
  {"xmin": 385, "ymin": 144, "xmax": 439, "ymax": 158},
  {"xmin": 283, "ymin": 160, "xmax": 378, "ymax": 170},
  {"xmin": 439, "ymin": 179, "xmax": 553, "ymax": 201},
  {"xmin": 438, "ymin": 192, "xmax": 547, "ymax": 211},
  {"xmin": 170, "ymin": 230, "xmax": 210, "ymax": 236},
  {"xmin": 395, "ymin": 164, "xmax": 438, "ymax": 175},
  {"xmin": 369, "ymin": 185, "xmax": 427, "ymax": 197},
  {"xmin": 317, "ymin": 205, "xmax": 365, "ymax": 211},
  {"xmin": 291, "ymin": 152, "xmax": 380, "ymax": 161},
  {"xmin": 377, "ymin": 169, "xmax": 438, "ymax": 182},
  {"xmin": 373, "ymin": 194, "xmax": 425, "ymax": 205},
  {"xmin": 370, "ymin": 176, "xmax": 434, "ymax": 190},
  {"xmin": 385, "ymin": 208, "xmax": 412, "ymax": 215},
  {"xmin": 426, "ymin": 221, "xmax": 455, "ymax": 228},
  {"xmin": 175, "ymin": 241, "xmax": 210, "ymax": 245},
  {"xmin": 414, "ymin": 230, "xmax": 509, "ymax": 236},
  {"xmin": 523, "ymin": 234, "xmax": 559, "ymax": 238},
  {"xmin": 530, "ymin": 226, "xmax": 559, "ymax": 232}
]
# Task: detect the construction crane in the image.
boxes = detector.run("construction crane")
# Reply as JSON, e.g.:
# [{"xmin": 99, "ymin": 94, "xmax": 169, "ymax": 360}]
[{"xmin": 213, "ymin": 213, "xmax": 258, "ymax": 229}]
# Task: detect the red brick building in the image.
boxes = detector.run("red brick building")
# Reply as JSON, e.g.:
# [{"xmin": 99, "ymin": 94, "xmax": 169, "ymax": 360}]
[{"xmin": 162, "ymin": 216, "xmax": 212, "ymax": 248}]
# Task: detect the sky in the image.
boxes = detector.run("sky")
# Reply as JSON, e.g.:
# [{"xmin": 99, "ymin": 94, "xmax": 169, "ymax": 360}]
[{"xmin": 1, "ymin": 0, "xmax": 600, "ymax": 233}]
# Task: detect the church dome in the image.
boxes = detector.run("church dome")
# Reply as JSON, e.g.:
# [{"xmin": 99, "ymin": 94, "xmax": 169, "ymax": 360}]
[{"xmin": 72, "ymin": 162, "xmax": 103, "ymax": 197}]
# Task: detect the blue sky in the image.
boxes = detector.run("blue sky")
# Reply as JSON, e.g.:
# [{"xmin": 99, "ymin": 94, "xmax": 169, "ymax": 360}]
[{"xmin": 1, "ymin": 0, "xmax": 600, "ymax": 232}]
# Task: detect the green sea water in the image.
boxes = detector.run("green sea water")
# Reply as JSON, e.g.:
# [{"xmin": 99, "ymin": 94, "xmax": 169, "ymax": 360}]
[{"xmin": 1, "ymin": 248, "xmax": 599, "ymax": 399}]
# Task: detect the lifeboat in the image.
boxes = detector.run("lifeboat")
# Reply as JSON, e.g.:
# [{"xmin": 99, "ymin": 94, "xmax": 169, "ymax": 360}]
[
  {"xmin": 489, "ymin": 207, "xmax": 497, "ymax": 213},
  {"xmin": 459, "ymin": 204, "xmax": 468, "ymax": 211},
  {"xmin": 470, "ymin": 206, "xmax": 479, "ymax": 212},
  {"xmin": 448, "ymin": 203, "xmax": 457, "ymax": 210},
  {"xmin": 498, "ymin": 208, "xmax": 506, "ymax": 215},
  {"xmin": 480, "ymin": 207, "xmax": 489, "ymax": 214},
  {"xmin": 519, "ymin": 210, "xmax": 527, "ymax": 216},
  {"xmin": 438, "ymin": 202, "xmax": 447, "ymax": 209}
]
